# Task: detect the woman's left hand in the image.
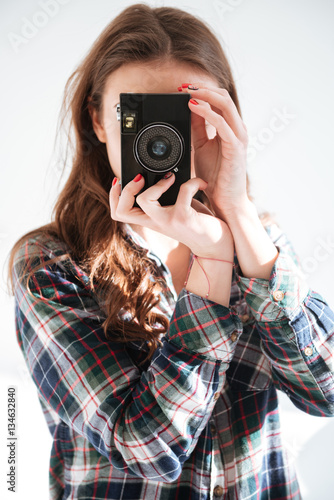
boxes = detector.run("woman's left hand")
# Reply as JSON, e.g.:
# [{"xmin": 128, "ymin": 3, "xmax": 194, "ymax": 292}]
[{"xmin": 180, "ymin": 84, "xmax": 249, "ymax": 220}]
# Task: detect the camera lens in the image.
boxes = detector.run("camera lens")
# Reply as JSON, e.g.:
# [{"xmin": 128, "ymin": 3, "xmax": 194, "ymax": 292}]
[
  {"xmin": 147, "ymin": 136, "xmax": 171, "ymax": 160},
  {"xmin": 152, "ymin": 139, "xmax": 167, "ymax": 156},
  {"xmin": 134, "ymin": 123, "xmax": 184, "ymax": 173}
]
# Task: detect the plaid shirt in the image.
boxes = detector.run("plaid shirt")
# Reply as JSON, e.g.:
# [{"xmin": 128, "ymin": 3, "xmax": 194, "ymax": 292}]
[{"xmin": 12, "ymin": 221, "xmax": 334, "ymax": 500}]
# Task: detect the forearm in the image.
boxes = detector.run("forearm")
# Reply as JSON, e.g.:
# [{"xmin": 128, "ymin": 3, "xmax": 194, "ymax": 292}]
[{"xmin": 223, "ymin": 199, "xmax": 279, "ymax": 280}]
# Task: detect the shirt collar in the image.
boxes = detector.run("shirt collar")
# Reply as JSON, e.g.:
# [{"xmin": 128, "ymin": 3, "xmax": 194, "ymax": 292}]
[
  {"xmin": 122, "ymin": 222, "xmax": 172, "ymax": 275},
  {"xmin": 122, "ymin": 222, "xmax": 150, "ymax": 251},
  {"xmin": 122, "ymin": 222, "xmax": 184, "ymax": 303}
]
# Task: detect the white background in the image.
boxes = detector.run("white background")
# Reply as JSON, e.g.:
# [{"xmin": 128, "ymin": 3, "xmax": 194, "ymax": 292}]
[{"xmin": 1, "ymin": 0, "xmax": 334, "ymax": 498}]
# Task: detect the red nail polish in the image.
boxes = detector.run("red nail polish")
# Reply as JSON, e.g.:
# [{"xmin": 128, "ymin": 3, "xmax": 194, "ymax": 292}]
[
  {"xmin": 177, "ymin": 86, "xmax": 183, "ymax": 92},
  {"xmin": 189, "ymin": 99, "xmax": 199, "ymax": 105},
  {"xmin": 182, "ymin": 83, "xmax": 191, "ymax": 88},
  {"xmin": 112, "ymin": 177, "xmax": 118, "ymax": 186},
  {"xmin": 133, "ymin": 173, "xmax": 142, "ymax": 182}
]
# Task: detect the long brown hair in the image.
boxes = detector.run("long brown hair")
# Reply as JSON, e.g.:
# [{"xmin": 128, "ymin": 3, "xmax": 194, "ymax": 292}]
[{"xmin": 6, "ymin": 3, "xmax": 274, "ymax": 364}]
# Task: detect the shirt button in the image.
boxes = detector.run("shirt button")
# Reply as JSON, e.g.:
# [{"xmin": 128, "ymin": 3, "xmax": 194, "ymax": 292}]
[
  {"xmin": 230, "ymin": 305, "xmax": 237, "ymax": 314},
  {"xmin": 111, "ymin": 450, "xmax": 123, "ymax": 464},
  {"xmin": 230, "ymin": 332, "xmax": 238, "ymax": 342},
  {"xmin": 213, "ymin": 485, "xmax": 224, "ymax": 496},
  {"xmin": 304, "ymin": 346, "xmax": 313, "ymax": 357},
  {"xmin": 213, "ymin": 392, "xmax": 220, "ymax": 401},
  {"xmin": 210, "ymin": 424, "xmax": 217, "ymax": 435},
  {"xmin": 273, "ymin": 290, "xmax": 285, "ymax": 302},
  {"xmin": 240, "ymin": 313, "xmax": 250, "ymax": 323}
]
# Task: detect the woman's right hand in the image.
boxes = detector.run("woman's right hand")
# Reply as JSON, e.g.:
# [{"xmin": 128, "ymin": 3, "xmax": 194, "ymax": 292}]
[{"xmin": 109, "ymin": 172, "xmax": 234, "ymax": 259}]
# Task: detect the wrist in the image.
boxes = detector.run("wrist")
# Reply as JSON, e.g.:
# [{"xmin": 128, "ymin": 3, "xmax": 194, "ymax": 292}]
[
  {"xmin": 185, "ymin": 255, "xmax": 234, "ymax": 306},
  {"xmin": 194, "ymin": 249, "xmax": 234, "ymax": 261},
  {"xmin": 190, "ymin": 233, "xmax": 235, "ymax": 261},
  {"xmin": 221, "ymin": 200, "xmax": 279, "ymax": 280},
  {"xmin": 213, "ymin": 197, "xmax": 255, "ymax": 223}
]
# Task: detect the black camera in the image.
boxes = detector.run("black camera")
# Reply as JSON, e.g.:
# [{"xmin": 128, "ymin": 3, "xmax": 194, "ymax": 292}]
[{"xmin": 119, "ymin": 93, "xmax": 191, "ymax": 206}]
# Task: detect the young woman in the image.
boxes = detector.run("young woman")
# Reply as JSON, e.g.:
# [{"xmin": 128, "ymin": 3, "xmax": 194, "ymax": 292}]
[{"xmin": 8, "ymin": 4, "xmax": 334, "ymax": 499}]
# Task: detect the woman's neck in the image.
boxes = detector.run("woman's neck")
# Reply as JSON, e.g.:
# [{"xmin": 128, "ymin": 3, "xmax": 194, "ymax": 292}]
[
  {"xmin": 127, "ymin": 223, "xmax": 191, "ymax": 295},
  {"xmin": 127, "ymin": 223, "xmax": 186, "ymax": 263}
]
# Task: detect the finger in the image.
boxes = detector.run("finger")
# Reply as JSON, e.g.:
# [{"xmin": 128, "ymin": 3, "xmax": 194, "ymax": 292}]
[
  {"xmin": 109, "ymin": 177, "xmax": 121, "ymax": 218},
  {"xmin": 178, "ymin": 82, "xmax": 214, "ymax": 149},
  {"xmin": 116, "ymin": 174, "xmax": 146, "ymax": 220},
  {"xmin": 191, "ymin": 110, "xmax": 209, "ymax": 150},
  {"xmin": 186, "ymin": 86, "xmax": 247, "ymax": 142},
  {"xmin": 135, "ymin": 172, "xmax": 176, "ymax": 218},
  {"xmin": 188, "ymin": 98, "xmax": 239, "ymax": 147},
  {"xmin": 175, "ymin": 177, "xmax": 208, "ymax": 209}
]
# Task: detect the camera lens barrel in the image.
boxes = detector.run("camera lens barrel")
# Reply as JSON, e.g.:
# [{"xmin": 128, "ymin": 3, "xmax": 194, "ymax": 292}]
[{"xmin": 134, "ymin": 123, "xmax": 184, "ymax": 173}]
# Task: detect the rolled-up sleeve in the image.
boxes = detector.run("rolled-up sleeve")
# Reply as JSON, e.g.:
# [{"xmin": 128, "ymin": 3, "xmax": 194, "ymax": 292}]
[{"xmin": 233, "ymin": 222, "xmax": 334, "ymax": 416}]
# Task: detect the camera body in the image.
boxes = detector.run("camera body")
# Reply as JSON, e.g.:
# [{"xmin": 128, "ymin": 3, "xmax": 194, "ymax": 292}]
[{"xmin": 119, "ymin": 93, "xmax": 191, "ymax": 206}]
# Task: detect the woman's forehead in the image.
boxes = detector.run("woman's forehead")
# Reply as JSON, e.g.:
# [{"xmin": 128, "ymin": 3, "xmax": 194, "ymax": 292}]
[{"xmin": 103, "ymin": 60, "xmax": 218, "ymax": 98}]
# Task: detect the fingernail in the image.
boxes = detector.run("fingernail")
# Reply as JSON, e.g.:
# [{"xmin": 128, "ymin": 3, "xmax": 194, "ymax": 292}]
[
  {"xmin": 188, "ymin": 85, "xmax": 199, "ymax": 90},
  {"xmin": 134, "ymin": 173, "xmax": 143, "ymax": 182},
  {"xmin": 181, "ymin": 83, "xmax": 191, "ymax": 88},
  {"xmin": 163, "ymin": 172, "xmax": 173, "ymax": 179},
  {"xmin": 189, "ymin": 99, "xmax": 199, "ymax": 105},
  {"xmin": 177, "ymin": 86, "xmax": 183, "ymax": 92},
  {"xmin": 112, "ymin": 177, "xmax": 118, "ymax": 187}
]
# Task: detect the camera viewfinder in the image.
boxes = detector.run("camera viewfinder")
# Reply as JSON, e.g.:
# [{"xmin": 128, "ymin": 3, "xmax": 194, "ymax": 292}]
[{"xmin": 122, "ymin": 111, "xmax": 137, "ymax": 133}]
